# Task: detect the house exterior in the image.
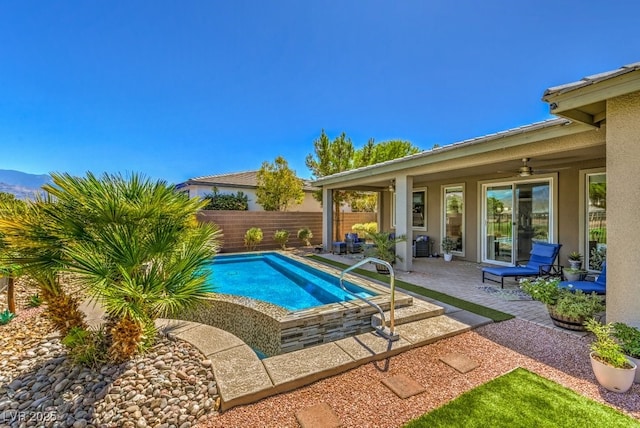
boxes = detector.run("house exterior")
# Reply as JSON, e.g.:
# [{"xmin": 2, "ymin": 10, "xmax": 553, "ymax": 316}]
[
  {"xmin": 176, "ymin": 170, "xmax": 323, "ymax": 212},
  {"xmin": 313, "ymin": 63, "xmax": 640, "ymax": 327}
]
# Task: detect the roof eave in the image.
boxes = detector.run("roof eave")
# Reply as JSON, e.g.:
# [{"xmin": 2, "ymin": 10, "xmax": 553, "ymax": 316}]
[
  {"xmin": 543, "ymin": 65, "xmax": 640, "ymax": 126},
  {"xmin": 312, "ymin": 118, "xmax": 591, "ymax": 187}
]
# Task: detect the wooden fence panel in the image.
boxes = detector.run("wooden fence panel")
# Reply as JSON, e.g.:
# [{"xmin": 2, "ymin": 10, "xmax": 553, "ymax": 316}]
[{"xmin": 197, "ymin": 211, "xmax": 376, "ymax": 253}]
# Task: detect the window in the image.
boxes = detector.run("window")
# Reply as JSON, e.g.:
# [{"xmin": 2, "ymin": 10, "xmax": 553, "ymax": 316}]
[
  {"xmin": 443, "ymin": 185, "xmax": 464, "ymax": 254},
  {"xmin": 586, "ymin": 172, "xmax": 606, "ymax": 271},
  {"xmin": 391, "ymin": 188, "xmax": 427, "ymax": 230}
]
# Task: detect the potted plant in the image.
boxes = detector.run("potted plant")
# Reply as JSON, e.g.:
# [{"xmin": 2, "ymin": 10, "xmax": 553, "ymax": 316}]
[
  {"xmin": 612, "ymin": 322, "xmax": 640, "ymax": 383},
  {"xmin": 584, "ymin": 319, "xmax": 637, "ymax": 393},
  {"xmin": 364, "ymin": 231, "xmax": 406, "ymax": 274},
  {"xmin": 520, "ymin": 277, "xmax": 604, "ymax": 331},
  {"xmin": 563, "ymin": 267, "xmax": 586, "ymax": 282},
  {"xmin": 568, "ymin": 251, "xmax": 583, "ymax": 269},
  {"xmin": 441, "ymin": 236, "xmax": 456, "ymax": 262}
]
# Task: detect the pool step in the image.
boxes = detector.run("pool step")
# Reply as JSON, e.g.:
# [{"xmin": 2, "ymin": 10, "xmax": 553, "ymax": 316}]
[{"xmin": 371, "ymin": 300, "xmax": 444, "ymax": 328}]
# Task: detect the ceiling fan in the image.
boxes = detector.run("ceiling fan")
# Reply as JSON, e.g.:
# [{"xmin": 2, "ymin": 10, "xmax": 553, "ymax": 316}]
[{"xmin": 500, "ymin": 158, "xmax": 568, "ymax": 177}]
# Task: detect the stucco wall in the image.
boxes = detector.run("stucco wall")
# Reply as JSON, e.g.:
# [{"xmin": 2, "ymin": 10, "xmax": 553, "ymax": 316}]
[
  {"xmin": 605, "ymin": 91, "xmax": 640, "ymax": 326},
  {"xmin": 377, "ymin": 149, "xmax": 606, "ymax": 264}
]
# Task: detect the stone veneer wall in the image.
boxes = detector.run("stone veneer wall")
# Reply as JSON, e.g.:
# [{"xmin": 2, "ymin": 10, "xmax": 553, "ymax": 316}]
[
  {"xmin": 176, "ymin": 296, "xmax": 285, "ymax": 356},
  {"xmin": 197, "ymin": 211, "xmax": 376, "ymax": 253},
  {"xmin": 279, "ymin": 304, "xmax": 383, "ymax": 354}
]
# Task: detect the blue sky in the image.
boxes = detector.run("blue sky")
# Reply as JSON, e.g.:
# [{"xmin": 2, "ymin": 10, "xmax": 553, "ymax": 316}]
[{"xmin": 1, "ymin": 1, "xmax": 639, "ymax": 184}]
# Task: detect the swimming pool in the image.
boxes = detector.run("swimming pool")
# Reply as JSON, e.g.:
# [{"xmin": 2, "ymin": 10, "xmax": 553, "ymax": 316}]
[
  {"xmin": 207, "ymin": 252, "xmax": 376, "ymax": 311},
  {"xmin": 177, "ymin": 252, "xmax": 413, "ymax": 356}
]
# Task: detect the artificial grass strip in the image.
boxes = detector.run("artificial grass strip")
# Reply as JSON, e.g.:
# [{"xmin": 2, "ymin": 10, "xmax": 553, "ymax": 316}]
[
  {"xmin": 308, "ymin": 255, "xmax": 513, "ymax": 322},
  {"xmin": 404, "ymin": 368, "xmax": 640, "ymax": 428}
]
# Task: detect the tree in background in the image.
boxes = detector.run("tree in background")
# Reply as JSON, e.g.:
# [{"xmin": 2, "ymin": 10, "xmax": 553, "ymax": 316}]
[
  {"xmin": 354, "ymin": 139, "xmax": 420, "ymax": 167},
  {"xmin": 305, "ymin": 131, "xmax": 356, "ymax": 240},
  {"xmin": 307, "ymin": 132, "xmax": 422, "ymax": 232},
  {"xmin": 256, "ymin": 156, "xmax": 304, "ymax": 211}
]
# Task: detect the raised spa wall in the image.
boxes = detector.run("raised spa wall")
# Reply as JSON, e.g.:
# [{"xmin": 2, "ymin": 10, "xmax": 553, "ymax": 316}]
[
  {"xmin": 175, "ymin": 254, "xmax": 413, "ymax": 357},
  {"xmin": 177, "ymin": 293, "xmax": 412, "ymax": 357}
]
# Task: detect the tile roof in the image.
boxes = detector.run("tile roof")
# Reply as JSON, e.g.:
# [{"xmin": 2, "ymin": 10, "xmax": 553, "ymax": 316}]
[
  {"xmin": 184, "ymin": 170, "xmax": 317, "ymax": 191},
  {"xmin": 543, "ymin": 62, "xmax": 640, "ymax": 98}
]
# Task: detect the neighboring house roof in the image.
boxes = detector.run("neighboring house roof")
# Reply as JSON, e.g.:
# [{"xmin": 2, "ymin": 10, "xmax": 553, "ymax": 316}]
[{"xmin": 177, "ymin": 170, "xmax": 317, "ymax": 191}]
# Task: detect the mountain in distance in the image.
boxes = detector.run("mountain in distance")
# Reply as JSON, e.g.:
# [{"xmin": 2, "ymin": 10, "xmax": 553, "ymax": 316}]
[{"xmin": 0, "ymin": 169, "xmax": 52, "ymax": 200}]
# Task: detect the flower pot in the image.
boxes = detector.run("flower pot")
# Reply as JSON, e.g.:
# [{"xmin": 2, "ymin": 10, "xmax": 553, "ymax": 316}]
[
  {"xmin": 546, "ymin": 305, "xmax": 587, "ymax": 331},
  {"xmin": 568, "ymin": 260, "xmax": 582, "ymax": 269},
  {"xmin": 443, "ymin": 253, "xmax": 453, "ymax": 262},
  {"xmin": 375, "ymin": 263, "xmax": 391, "ymax": 275},
  {"xmin": 564, "ymin": 272, "xmax": 583, "ymax": 281},
  {"xmin": 590, "ymin": 352, "xmax": 637, "ymax": 393}
]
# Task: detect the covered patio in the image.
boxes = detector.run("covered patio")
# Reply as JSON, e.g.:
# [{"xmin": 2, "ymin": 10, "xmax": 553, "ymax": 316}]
[
  {"xmin": 314, "ymin": 63, "xmax": 640, "ymax": 328},
  {"xmin": 314, "ymin": 252, "xmax": 584, "ymax": 335}
]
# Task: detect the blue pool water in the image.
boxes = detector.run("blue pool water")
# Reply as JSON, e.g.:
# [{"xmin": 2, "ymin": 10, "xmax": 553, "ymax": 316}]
[{"xmin": 206, "ymin": 252, "xmax": 376, "ymax": 311}]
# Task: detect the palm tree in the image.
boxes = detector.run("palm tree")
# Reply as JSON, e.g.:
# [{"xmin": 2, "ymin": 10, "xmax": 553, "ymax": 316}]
[
  {"xmin": 0, "ymin": 196, "xmax": 87, "ymax": 335},
  {"xmin": 44, "ymin": 172, "xmax": 221, "ymax": 362}
]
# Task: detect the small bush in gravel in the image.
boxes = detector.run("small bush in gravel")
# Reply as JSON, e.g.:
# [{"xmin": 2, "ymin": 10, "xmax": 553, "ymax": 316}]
[
  {"xmin": 274, "ymin": 230, "xmax": 289, "ymax": 250},
  {"xmin": 0, "ymin": 308, "xmax": 16, "ymax": 325}
]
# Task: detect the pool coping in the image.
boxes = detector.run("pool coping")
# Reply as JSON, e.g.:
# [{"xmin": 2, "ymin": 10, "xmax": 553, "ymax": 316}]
[{"xmin": 156, "ymin": 300, "xmax": 491, "ymax": 411}]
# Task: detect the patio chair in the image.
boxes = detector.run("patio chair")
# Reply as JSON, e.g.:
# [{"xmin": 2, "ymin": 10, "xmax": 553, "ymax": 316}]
[
  {"xmin": 482, "ymin": 242, "xmax": 562, "ymax": 288},
  {"xmin": 559, "ymin": 262, "xmax": 606, "ymax": 295},
  {"xmin": 345, "ymin": 233, "xmax": 364, "ymax": 253}
]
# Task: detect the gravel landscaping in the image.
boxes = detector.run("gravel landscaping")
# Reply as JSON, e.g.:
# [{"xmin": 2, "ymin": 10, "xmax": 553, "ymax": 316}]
[{"xmin": 2, "ymin": 284, "xmax": 640, "ymax": 427}]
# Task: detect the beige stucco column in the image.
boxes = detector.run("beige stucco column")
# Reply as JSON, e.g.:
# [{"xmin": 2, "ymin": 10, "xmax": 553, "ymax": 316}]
[
  {"xmin": 606, "ymin": 91, "xmax": 640, "ymax": 327},
  {"xmin": 322, "ymin": 187, "xmax": 334, "ymax": 252},
  {"xmin": 395, "ymin": 175, "xmax": 413, "ymax": 271}
]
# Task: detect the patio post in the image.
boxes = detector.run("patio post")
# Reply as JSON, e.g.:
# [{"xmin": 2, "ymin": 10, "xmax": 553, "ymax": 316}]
[
  {"xmin": 395, "ymin": 174, "xmax": 413, "ymax": 271},
  {"xmin": 322, "ymin": 187, "xmax": 334, "ymax": 252}
]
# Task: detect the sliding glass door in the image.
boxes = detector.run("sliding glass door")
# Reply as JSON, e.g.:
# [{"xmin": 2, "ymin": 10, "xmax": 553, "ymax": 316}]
[{"xmin": 483, "ymin": 179, "xmax": 552, "ymax": 265}]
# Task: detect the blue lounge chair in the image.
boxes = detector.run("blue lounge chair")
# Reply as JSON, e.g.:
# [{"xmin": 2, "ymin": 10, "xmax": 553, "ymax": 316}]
[
  {"xmin": 482, "ymin": 242, "xmax": 562, "ymax": 288},
  {"xmin": 559, "ymin": 262, "xmax": 606, "ymax": 295}
]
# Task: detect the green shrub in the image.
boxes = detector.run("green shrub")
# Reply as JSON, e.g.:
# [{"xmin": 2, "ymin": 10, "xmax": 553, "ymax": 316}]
[
  {"xmin": 0, "ymin": 309, "xmax": 16, "ymax": 325},
  {"xmin": 202, "ymin": 188, "xmax": 249, "ymax": 210},
  {"xmin": 297, "ymin": 227, "xmax": 313, "ymax": 246},
  {"xmin": 612, "ymin": 322, "xmax": 640, "ymax": 358},
  {"xmin": 62, "ymin": 326, "xmax": 108, "ymax": 368},
  {"xmin": 244, "ymin": 227, "xmax": 263, "ymax": 251},
  {"xmin": 274, "ymin": 230, "xmax": 289, "ymax": 250},
  {"xmin": 28, "ymin": 293, "xmax": 43, "ymax": 308},
  {"xmin": 351, "ymin": 222, "xmax": 378, "ymax": 236}
]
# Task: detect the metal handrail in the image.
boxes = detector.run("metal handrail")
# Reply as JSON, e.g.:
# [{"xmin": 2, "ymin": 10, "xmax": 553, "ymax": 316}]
[{"xmin": 339, "ymin": 257, "xmax": 397, "ymax": 338}]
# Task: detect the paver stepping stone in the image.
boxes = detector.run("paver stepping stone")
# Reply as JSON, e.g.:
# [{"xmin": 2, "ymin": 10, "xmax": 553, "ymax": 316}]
[
  {"xmin": 295, "ymin": 403, "xmax": 342, "ymax": 428},
  {"xmin": 439, "ymin": 352, "xmax": 479, "ymax": 373},
  {"xmin": 381, "ymin": 374, "xmax": 425, "ymax": 399}
]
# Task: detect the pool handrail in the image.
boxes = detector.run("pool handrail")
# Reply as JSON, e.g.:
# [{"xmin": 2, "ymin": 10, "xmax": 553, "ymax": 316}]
[{"xmin": 339, "ymin": 257, "xmax": 399, "ymax": 341}]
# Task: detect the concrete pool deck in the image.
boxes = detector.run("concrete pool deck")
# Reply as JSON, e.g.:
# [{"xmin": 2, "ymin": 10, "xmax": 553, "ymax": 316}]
[{"xmin": 155, "ymin": 297, "xmax": 490, "ymax": 411}]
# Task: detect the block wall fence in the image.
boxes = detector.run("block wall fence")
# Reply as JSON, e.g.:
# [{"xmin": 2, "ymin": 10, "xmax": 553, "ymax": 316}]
[{"xmin": 197, "ymin": 210, "xmax": 377, "ymax": 253}]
